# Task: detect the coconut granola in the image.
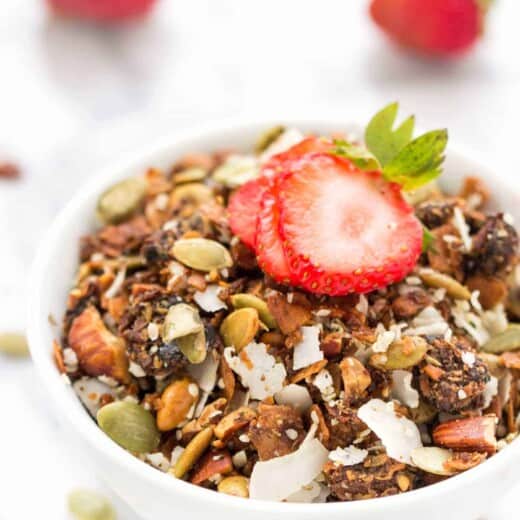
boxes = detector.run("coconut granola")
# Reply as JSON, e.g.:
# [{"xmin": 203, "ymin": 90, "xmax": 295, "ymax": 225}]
[{"xmin": 55, "ymin": 105, "xmax": 520, "ymax": 503}]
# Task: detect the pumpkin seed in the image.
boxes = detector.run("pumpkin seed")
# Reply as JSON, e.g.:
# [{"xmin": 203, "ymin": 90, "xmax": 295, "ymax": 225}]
[
  {"xmin": 177, "ymin": 328, "xmax": 207, "ymax": 364},
  {"xmin": 370, "ymin": 336, "xmax": 428, "ymax": 370},
  {"xmin": 162, "ymin": 303, "xmax": 203, "ymax": 343},
  {"xmin": 0, "ymin": 332, "xmax": 29, "ymax": 357},
  {"xmin": 68, "ymin": 489, "xmax": 116, "ymax": 520},
  {"xmin": 220, "ymin": 308, "xmax": 260, "ymax": 351},
  {"xmin": 171, "ymin": 183, "xmax": 213, "ymax": 205},
  {"xmin": 172, "ymin": 238, "xmax": 233, "ymax": 272},
  {"xmin": 481, "ymin": 324, "xmax": 520, "ymax": 354},
  {"xmin": 173, "ymin": 167, "xmax": 208, "ymax": 184},
  {"xmin": 230, "ymin": 293, "xmax": 277, "ymax": 329},
  {"xmin": 97, "ymin": 177, "xmax": 147, "ymax": 224},
  {"xmin": 419, "ymin": 269, "xmax": 471, "ymax": 300},
  {"xmin": 97, "ymin": 401, "xmax": 160, "ymax": 453},
  {"xmin": 408, "ymin": 400, "xmax": 437, "ymax": 424},
  {"xmin": 410, "ymin": 447, "xmax": 455, "ymax": 476},
  {"xmin": 218, "ymin": 475, "xmax": 249, "ymax": 498},
  {"xmin": 212, "ymin": 156, "xmax": 259, "ymax": 188},
  {"xmin": 172, "ymin": 426, "xmax": 214, "ymax": 478},
  {"xmin": 255, "ymin": 125, "xmax": 286, "ymax": 153}
]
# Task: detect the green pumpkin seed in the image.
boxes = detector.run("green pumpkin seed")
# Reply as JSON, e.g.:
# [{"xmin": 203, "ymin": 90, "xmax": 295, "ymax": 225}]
[
  {"xmin": 230, "ymin": 293, "xmax": 277, "ymax": 329},
  {"xmin": 0, "ymin": 332, "xmax": 29, "ymax": 357},
  {"xmin": 173, "ymin": 167, "xmax": 208, "ymax": 184},
  {"xmin": 212, "ymin": 156, "xmax": 259, "ymax": 188},
  {"xmin": 370, "ymin": 336, "xmax": 428, "ymax": 370},
  {"xmin": 410, "ymin": 447, "xmax": 455, "ymax": 476},
  {"xmin": 220, "ymin": 308, "xmax": 260, "ymax": 352},
  {"xmin": 68, "ymin": 489, "xmax": 116, "ymax": 520},
  {"xmin": 172, "ymin": 238, "xmax": 233, "ymax": 272},
  {"xmin": 97, "ymin": 177, "xmax": 147, "ymax": 224},
  {"xmin": 162, "ymin": 303, "xmax": 203, "ymax": 343},
  {"xmin": 481, "ymin": 324, "xmax": 520, "ymax": 354},
  {"xmin": 172, "ymin": 426, "xmax": 214, "ymax": 478},
  {"xmin": 419, "ymin": 269, "xmax": 471, "ymax": 300},
  {"xmin": 255, "ymin": 125, "xmax": 286, "ymax": 153},
  {"xmin": 408, "ymin": 400, "xmax": 437, "ymax": 424},
  {"xmin": 171, "ymin": 182, "xmax": 213, "ymax": 205},
  {"xmin": 97, "ymin": 401, "xmax": 160, "ymax": 453},
  {"xmin": 177, "ymin": 328, "xmax": 207, "ymax": 364}
]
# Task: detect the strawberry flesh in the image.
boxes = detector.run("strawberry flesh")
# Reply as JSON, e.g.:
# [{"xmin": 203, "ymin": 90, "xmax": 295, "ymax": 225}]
[{"xmin": 47, "ymin": 0, "xmax": 156, "ymax": 20}]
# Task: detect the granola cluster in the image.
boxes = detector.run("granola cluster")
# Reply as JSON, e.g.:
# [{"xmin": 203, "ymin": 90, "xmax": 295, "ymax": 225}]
[{"xmin": 55, "ymin": 128, "xmax": 520, "ymax": 503}]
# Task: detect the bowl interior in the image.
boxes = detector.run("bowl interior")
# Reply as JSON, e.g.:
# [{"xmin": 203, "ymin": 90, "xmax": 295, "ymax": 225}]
[{"xmin": 28, "ymin": 119, "xmax": 520, "ymax": 514}]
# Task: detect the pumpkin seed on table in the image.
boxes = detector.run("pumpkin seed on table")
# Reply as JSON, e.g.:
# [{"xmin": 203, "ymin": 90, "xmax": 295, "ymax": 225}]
[
  {"xmin": 220, "ymin": 308, "xmax": 260, "ymax": 351},
  {"xmin": 68, "ymin": 489, "xmax": 116, "ymax": 520},
  {"xmin": 419, "ymin": 269, "xmax": 471, "ymax": 300},
  {"xmin": 172, "ymin": 238, "xmax": 233, "ymax": 272},
  {"xmin": 255, "ymin": 125, "xmax": 286, "ymax": 153},
  {"xmin": 481, "ymin": 324, "xmax": 520, "ymax": 354},
  {"xmin": 370, "ymin": 336, "xmax": 428, "ymax": 370},
  {"xmin": 97, "ymin": 177, "xmax": 147, "ymax": 224},
  {"xmin": 161, "ymin": 303, "xmax": 203, "ymax": 343},
  {"xmin": 218, "ymin": 475, "xmax": 250, "ymax": 498},
  {"xmin": 0, "ymin": 332, "xmax": 29, "ymax": 357},
  {"xmin": 97, "ymin": 401, "xmax": 160, "ymax": 453},
  {"xmin": 171, "ymin": 182, "xmax": 213, "ymax": 205},
  {"xmin": 172, "ymin": 426, "xmax": 214, "ymax": 479},
  {"xmin": 230, "ymin": 293, "xmax": 277, "ymax": 329},
  {"xmin": 173, "ymin": 167, "xmax": 208, "ymax": 184}
]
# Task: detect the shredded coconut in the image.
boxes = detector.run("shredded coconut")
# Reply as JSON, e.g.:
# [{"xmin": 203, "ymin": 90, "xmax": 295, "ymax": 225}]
[
  {"xmin": 372, "ymin": 324, "xmax": 396, "ymax": 353},
  {"xmin": 328, "ymin": 446, "xmax": 368, "ymax": 466},
  {"xmin": 482, "ymin": 376, "xmax": 499, "ymax": 409},
  {"xmin": 404, "ymin": 306, "xmax": 450, "ymax": 337},
  {"xmin": 293, "ymin": 326, "xmax": 323, "ymax": 370},
  {"xmin": 129, "ymin": 361, "xmax": 146, "ymax": 378},
  {"xmin": 274, "ymin": 384, "xmax": 313, "ymax": 413},
  {"xmin": 104, "ymin": 265, "xmax": 127, "ymax": 299},
  {"xmin": 312, "ymin": 369, "xmax": 336, "ymax": 402},
  {"xmin": 193, "ymin": 284, "xmax": 227, "ymax": 313},
  {"xmin": 355, "ymin": 295, "xmax": 369, "ymax": 315},
  {"xmin": 453, "ymin": 207, "xmax": 472, "ymax": 252},
  {"xmin": 461, "ymin": 351, "xmax": 476, "ymax": 367},
  {"xmin": 391, "ymin": 370, "xmax": 419, "ymax": 408},
  {"xmin": 145, "ymin": 452, "xmax": 170, "ymax": 472}
]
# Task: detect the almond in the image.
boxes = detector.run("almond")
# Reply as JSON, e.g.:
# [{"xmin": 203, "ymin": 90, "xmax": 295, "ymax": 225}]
[
  {"xmin": 339, "ymin": 356, "xmax": 371, "ymax": 401},
  {"xmin": 68, "ymin": 306, "xmax": 129, "ymax": 383},
  {"xmin": 190, "ymin": 450, "xmax": 233, "ymax": 485},
  {"xmin": 433, "ymin": 416, "xmax": 497, "ymax": 454}
]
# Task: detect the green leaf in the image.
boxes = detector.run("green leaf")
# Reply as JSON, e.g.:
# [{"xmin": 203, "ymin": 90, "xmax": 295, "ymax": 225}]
[
  {"xmin": 422, "ymin": 226, "xmax": 434, "ymax": 253},
  {"xmin": 365, "ymin": 103, "xmax": 415, "ymax": 167},
  {"xmin": 382, "ymin": 129, "xmax": 448, "ymax": 191},
  {"xmin": 332, "ymin": 139, "xmax": 381, "ymax": 171}
]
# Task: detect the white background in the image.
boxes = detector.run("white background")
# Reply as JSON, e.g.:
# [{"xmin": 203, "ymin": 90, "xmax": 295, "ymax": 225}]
[{"xmin": 1, "ymin": 0, "xmax": 519, "ymax": 518}]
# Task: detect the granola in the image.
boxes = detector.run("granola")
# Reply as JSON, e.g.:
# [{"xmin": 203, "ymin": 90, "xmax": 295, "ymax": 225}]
[{"xmin": 56, "ymin": 105, "xmax": 519, "ymax": 503}]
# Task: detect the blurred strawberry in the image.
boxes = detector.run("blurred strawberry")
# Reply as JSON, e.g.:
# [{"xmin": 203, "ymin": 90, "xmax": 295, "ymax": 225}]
[
  {"xmin": 370, "ymin": 0, "xmax": 492, "ymax": 56},
  {"xmin": 47, "ymin": 0, "xmax": 157, "ymax": 21}
]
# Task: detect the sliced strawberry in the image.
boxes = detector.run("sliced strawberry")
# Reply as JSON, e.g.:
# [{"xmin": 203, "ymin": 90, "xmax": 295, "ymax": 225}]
[
  {"xmin": 228, "ymin": 177, "xmax": 269, "ymax": 249},
  {"xmin": 255, "ymin": 184, "xmax": 295, "ymax": 284},
  {"xmin": 277, "ymin": 153, "xmax": 423, "ymax": 295},
  {"xmin": 264, "ymin": 136, "xmax": 333, "ymax": 172}
]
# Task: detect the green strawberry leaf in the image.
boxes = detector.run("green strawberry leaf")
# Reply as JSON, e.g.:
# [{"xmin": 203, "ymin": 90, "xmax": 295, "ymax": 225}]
[
  {"xmin": 382, "ymin": 129, "xmax": 448, "ymax": 191},
  {"xmin": 365, "ymin": 102, "xmax": 415, "ymax": 167},
  {"xmin": 332, "ymin": 139, "xmax": 380, "ymax": 171},
  {"xmin": 422, "ymin": 226, "xmax": 434, "ymax": 253}
]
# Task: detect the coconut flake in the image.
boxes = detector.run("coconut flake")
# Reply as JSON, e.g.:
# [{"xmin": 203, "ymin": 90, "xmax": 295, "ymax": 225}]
[
  {"xmin": 391, "ymin": 370, "xmax": 419, "ymax": 409},
  {"xmin": 404, "ymin": 306, "xmax": 450, "ymax": 337},
  {"xmin": 312, "ymin": 369, "xmax": 336, "ymax": 402},
  {"xmin": 461, "ymin": 351, "xmax": 476, "ymax": 367},
  {"xmin": 372, "ymin": 325, "xmax": 397, "ymax": 353},
  {"xmin": 451, "ymin": 300, "xmax": 489, "ymax": 346},
  {"xmin": 482, "ymin": 304, "xmax": 508, "ymax": 336},
  {"xmin": 73, "ymin": 377, "xmax": 116, "ymax": 417},
  {"xmin": 188, "ymin": 349, "xmax": 220, "ymax": 393},
  {"xmin": 129, "ymin": 361, "xmax": 146, "ymax": 378},
  {"xmin": 285, "ymin": 481, "xmax": 329, "ymax": 503},
  {"xmin": 104, "ymin": 265, "xmax": 127, "ymax": 299},
  {"xmin": 293, "ymin": 326, "xmax": 323, "ymax": 370},
  {"xmin": 356, "ymin": 295, "xmax": 369, "ymax": 315},
  {"xmin": 453, "ymin": 207, "xmax": 472, "ymax": 252},
  {"xmin": 249, "ymin": 437, "xmax": 329, "ymax": 501},
  {"xmin": 260, "ymin": 128, "xmax": 305, "ymax": 162},
  {"xmin": 357, "ymin": 399, "xmax": 422, "ymax": 464},
  {"xmin": 274, "ymin": 384, "xmax": 313, "ymax": 414},
  {"xmin": 224, "ymin": 343, "xmax": 286, "ymax": 400},
  {"xmin": 328, "ymin": 446, "xmax": 368, "ymax": 466},
  {"xmin": 193, "ymin": 284, "xmax": 227, "ymax": 313},
  {"xmin": 145, "ymin": 452, "xmax": 170, "ymax": 472},
  {"xmin": 482, "ymin": 377, "xmax": 498, "ymax": 409}
]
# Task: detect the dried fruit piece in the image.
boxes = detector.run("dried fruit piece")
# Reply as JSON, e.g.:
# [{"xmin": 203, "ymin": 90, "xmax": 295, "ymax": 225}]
[
  {"xmin": 433, "ymin": 416, "xmax": 497, "ymax": 454},
  {"xmin": 67, "ymin": 489, "xmax": 116, "ymax": 520},
  {"xmin": 482, "ymin": 325, "xmax": 520, "ymax": 354},
  {"xmin": 97, "ymin": 177, "xmax": 147, "ymax": 224},
  {"xmin": 172, "ymin": 426, "xmax": 214, "ymax": 478},
  {"xmin": 220, "ymin": 308, "xmax": 260, "ymax": 351},
  {"xmin": 157, "ymin": 378, "xmax": 199, "ymax": 431},
  {"xmin": 0, "ymin": 332, "xmax": 29, "ymax": 357},
  {"xmin": 410, "ymin": 447, "xmax": 455, "ymax": 476},
  {"xmin": 230, "ymin": 293, "xmax": 277, "ymax": 329},
  {"xmin": 277, "ymin": 153, "xmax": 423, "ymax": 295},
  {"xmin": 97, "ymin": 401, "xmax": 160, "ymax": 453},
  {"xmin": 68, "ymin": 306, "xmax": 129, "ymax": 383},
  {"xmin": 218, "ymin": 475, "xmax": 250, "ymax": 498},
  {"xmin": 419, "ymin": 269, "xmax": 471, "ymax": 300},
  {"xmin": 172, "ymin": 238, "xmax": 233, "ymax": 272},
  {"xmin": 370, "ymin": 336, "xmax": 427, "ymax": 370}
]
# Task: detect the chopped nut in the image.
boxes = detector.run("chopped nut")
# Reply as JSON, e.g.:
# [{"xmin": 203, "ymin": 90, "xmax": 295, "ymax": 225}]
[{"xmin": 433, "ymin": 416, "xmax": 497, "ymax": 454}]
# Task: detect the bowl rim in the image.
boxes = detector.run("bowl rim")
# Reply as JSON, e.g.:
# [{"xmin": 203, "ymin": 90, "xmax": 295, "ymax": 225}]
[{"xmin": 27, "ymin": 115, "xmax": 520, "ymax": 514}]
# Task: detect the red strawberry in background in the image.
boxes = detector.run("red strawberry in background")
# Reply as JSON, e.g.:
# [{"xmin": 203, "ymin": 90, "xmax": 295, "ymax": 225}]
[
  {"xmin": 47, "ymin": 0, "xmax": 157, "ymax": 21},
  {"xmin": 370, "ymin": 0, "xmax": 492, "ymax": 57}
]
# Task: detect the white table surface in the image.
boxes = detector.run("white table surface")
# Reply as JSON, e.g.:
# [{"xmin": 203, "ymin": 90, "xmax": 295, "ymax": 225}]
[{"xmin": 1, "ymin": 1, "xmax": 519, "ymax": 518}]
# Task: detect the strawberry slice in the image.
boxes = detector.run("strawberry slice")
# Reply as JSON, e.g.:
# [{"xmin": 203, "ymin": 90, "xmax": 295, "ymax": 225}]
[
  {"xmin": 277, "ymin": 153, "xmax": 423, "ymax": 295},
  {"xmin": 265, "ymin": 136, "xmax": 333, "ymax": 171},
  {"xmin": 256, "ymin": 184, "xmax": 295, "ymax": 284},
  {"xmin": 228, "ymin": 177, "xmax": 269, "ymax": 249}
]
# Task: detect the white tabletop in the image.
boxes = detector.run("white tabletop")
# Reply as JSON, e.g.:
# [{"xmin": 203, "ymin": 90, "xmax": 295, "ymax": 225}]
[{"xmin": 1, "ymin": 1, "xmax": 519, "ymax": 518}]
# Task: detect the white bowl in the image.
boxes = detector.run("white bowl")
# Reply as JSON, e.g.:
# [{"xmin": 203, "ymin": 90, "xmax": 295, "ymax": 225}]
[{"xmin": 28, "ymin": 118, "xmax": 520, "ymax": 520}]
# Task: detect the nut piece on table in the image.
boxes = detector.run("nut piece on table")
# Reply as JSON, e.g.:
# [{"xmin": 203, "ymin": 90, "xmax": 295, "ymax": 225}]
[
  {"xmin": 433, "ymin": 416, "xmax": 497, "ymax": 454},
  {"xmin": 68, "ymin": 306, "xmax": 129, "ymax": 383}
]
